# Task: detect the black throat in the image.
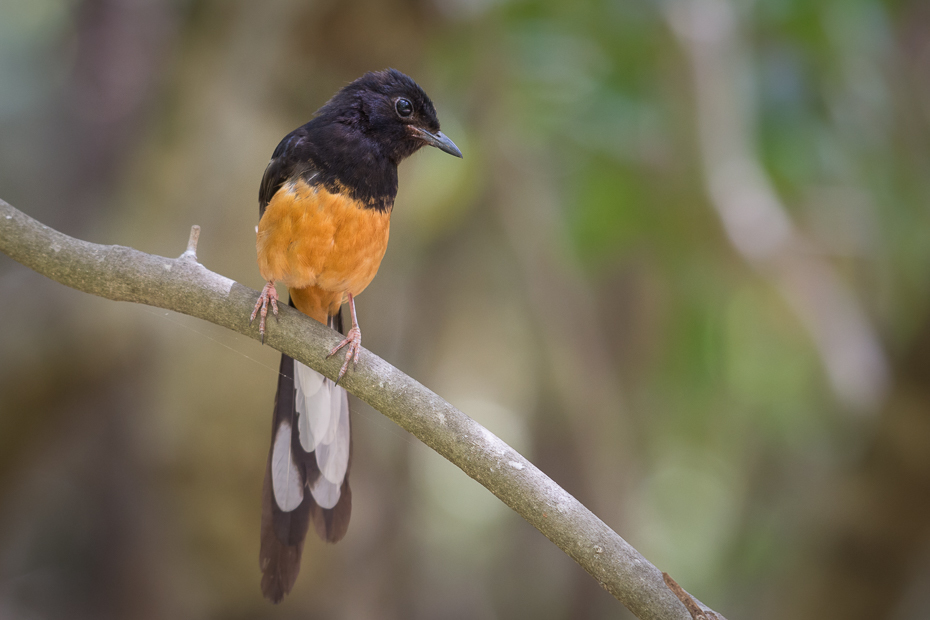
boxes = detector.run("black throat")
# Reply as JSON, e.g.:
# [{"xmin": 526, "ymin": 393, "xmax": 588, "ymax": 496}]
[{"xmin": 300, "ymin": 111, "xmax": 399, "ymax": 213}]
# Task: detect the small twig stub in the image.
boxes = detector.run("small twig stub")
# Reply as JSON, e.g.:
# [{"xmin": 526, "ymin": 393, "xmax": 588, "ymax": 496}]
[{"xmin": 181, "ymin": 225, "xmax": 201, "ymax": 260}]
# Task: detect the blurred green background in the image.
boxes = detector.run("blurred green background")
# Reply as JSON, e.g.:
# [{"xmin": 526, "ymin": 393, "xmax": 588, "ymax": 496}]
[{"xmin": 1, "ymin": 0, "xmax": 929, "ymax": 618}]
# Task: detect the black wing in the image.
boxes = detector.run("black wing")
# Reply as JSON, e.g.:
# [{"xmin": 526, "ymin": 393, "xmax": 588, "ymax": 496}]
[{"xmin": 259, "ymin": 127, "xmax": 319, "ymax": 217}]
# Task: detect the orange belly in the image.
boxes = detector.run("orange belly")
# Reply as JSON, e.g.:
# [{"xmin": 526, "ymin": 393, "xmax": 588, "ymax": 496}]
[{"xmin": 257, "ymin": 180, "xmax": 391, "ymax": 322}]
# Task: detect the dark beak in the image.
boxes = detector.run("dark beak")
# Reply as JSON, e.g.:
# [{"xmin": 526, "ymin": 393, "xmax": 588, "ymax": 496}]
[{"xmin": 412, "ymin": 127, "xmax": 463, "ymax": 158}]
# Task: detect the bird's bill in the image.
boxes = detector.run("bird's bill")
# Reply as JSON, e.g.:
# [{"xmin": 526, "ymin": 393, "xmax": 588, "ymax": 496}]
[{"xmin": 411, "ymin": 127, "xmax": 463, "ymax": 158}]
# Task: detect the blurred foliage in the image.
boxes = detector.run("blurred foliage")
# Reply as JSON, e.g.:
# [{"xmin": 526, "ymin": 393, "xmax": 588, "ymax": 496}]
[{"xmin": 1, "ymin": 0, "xmax": 929, "ymax": 619}]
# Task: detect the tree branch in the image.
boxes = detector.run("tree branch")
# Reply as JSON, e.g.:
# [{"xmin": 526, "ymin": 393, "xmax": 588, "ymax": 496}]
[{"xmin": 0, "ymin": 197, "xmax": 726, "ymax": 620}]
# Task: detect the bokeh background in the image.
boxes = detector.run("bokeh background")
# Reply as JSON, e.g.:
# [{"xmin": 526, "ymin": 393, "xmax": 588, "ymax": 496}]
[{"xmin": 2, "ymin": 0, "xmax": 929, "ymax": 618}]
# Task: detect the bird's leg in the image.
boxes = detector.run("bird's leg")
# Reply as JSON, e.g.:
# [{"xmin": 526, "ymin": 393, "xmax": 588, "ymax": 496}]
[
  {"xmin": 250, "ymin": 281, "xmax": 279, "ymax": 343},
  {"xmin": 329, "ymin": 293, "xmax": 362, "ymax": 381}
]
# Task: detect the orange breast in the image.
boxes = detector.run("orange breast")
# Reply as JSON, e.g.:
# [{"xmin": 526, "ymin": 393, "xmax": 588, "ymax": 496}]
[{"xmin": 257, "ymin": 180, "xmax": 391, "ymax": 318}]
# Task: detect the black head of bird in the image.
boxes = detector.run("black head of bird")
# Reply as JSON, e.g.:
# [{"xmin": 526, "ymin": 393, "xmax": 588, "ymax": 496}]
[{"xmin": 314, "ymin": 68, "xmax": 463, "ymax": 164}]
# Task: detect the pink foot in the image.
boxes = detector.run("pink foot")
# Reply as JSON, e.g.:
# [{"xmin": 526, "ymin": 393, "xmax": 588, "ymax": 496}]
[
  {"xmin": 328, "ymin": 325, "xmax": 361, "ymax": 381},
  {"xmin": 250, "ymin": 281, "xmax": 279, "ymax": 343}
]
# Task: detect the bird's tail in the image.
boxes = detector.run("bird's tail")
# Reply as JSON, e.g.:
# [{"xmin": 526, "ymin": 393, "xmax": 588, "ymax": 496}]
[{"xmin": 259, "ymin": 303, "xmax": 352, "ymax": 603}]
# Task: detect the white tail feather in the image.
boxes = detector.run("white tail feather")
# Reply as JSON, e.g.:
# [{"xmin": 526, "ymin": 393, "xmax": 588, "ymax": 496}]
[
  {"xmin": 271, "ymin": 419, "xmax": 303, "ymax": 512},
  {"xmin": 294, "ymin": 360, "xmax": 350, "ymax": 509},
  {"xmin": 316, "ymin": 389, "xmax": 350, "ymax": 484},
  {"xmin": 295, "ymin": 361, "xmax": 332, "ymax": 451},
  {"xmin": 310, "ymin": 476, "xmax": 342, "ymax": 509}
]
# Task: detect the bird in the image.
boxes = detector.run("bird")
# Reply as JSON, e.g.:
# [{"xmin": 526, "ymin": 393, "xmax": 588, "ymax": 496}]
[{"xmin": 250, "ymin": 69, "xmax": 462, "ymax": 603}]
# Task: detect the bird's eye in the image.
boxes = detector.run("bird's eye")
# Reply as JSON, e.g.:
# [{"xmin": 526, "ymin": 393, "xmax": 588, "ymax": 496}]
[{"xmin": 395, "ymin": 98, "xmax": 413, "ymax": 118}]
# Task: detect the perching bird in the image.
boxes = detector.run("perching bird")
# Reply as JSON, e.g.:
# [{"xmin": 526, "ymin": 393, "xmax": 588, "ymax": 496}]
[{"xmin": 251, "ymin": 69, "xmax": 462, "ymax": 602}]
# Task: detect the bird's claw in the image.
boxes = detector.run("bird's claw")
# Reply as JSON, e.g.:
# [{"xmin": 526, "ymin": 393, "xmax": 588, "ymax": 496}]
[
  {"xmin": 250, "ymin": 282, "xmax": 279, "ymax": 343},
  {"xmin": 328, "ymin": 325, "xmax": 361, "ymax": 382}
]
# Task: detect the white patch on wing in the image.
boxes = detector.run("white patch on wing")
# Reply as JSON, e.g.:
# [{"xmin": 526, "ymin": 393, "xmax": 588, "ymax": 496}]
[
  {"xmin": 271, "ymin": 419, "xmax": 303, "ymax": 512},
  {"xmin": 295, "ymin": 361, "xmax": 332, "ymax": 451}
]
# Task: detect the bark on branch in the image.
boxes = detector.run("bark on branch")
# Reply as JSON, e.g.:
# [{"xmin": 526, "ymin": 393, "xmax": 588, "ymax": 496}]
[{"xmin": 0, "ymin": 197, "xmax": 726, "ymax": 620}]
